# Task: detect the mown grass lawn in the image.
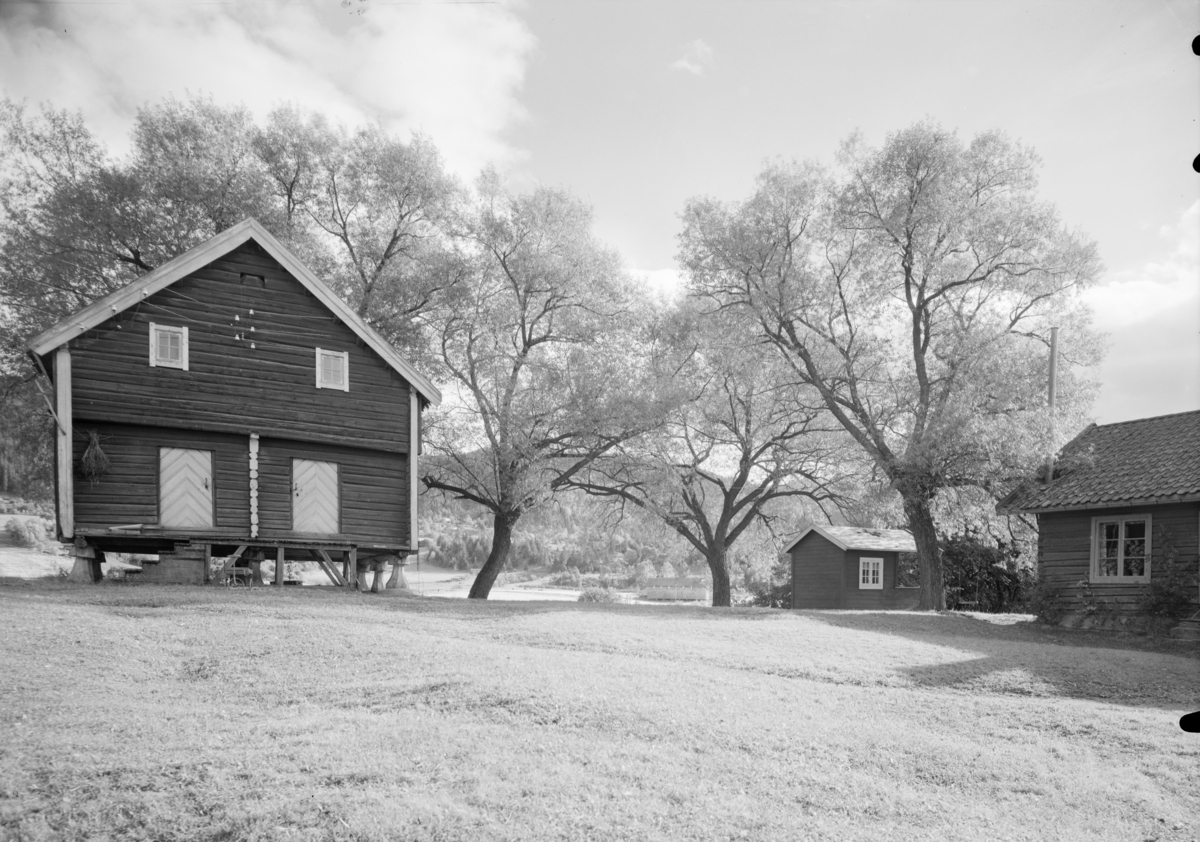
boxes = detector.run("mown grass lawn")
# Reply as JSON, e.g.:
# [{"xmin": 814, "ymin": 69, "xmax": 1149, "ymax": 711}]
[{"xmin": 0, "ymin": 582, "xmax": 1197, "ymax": 841}]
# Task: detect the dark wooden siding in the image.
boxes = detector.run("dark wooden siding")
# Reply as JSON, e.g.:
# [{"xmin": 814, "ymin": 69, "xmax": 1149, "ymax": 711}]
[
  {"xmin": 72, "ymin": 423, "xmax": 249, "ymax": 535},
  {"xmin": 791, "ymin": 533, "xmax": 845, "ymax": 609},
  {"xmin": 842, "ymin": 551, "xmax": 921, "ymax": 610},
  {"xmin": 1039, "ymin": 503, "xmax": 1200, "ymax": 614},
  {"xmin": 257, "ymin": 438, "xmax": 408, "ymax": 548},
  {"xmin": 67, "ymin": 240, "xmax": 411, "ymax": 454}
]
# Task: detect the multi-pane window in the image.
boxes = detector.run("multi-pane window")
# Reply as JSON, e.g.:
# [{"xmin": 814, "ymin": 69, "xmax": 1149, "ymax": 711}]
[
  {"xmin": 859, "ymin": 557, "xmax": 883, "ymax": 589},
  {"xmin": 1092, "ymin": 516, "xmax": 1151, "ymax": 581},
  {"xmin": 149, "ymin": 324, "xmax": 188, "ymax": 370},
  {"xmin": 315, "ymin": 348, "xmax": 349, "ymax": 391}
]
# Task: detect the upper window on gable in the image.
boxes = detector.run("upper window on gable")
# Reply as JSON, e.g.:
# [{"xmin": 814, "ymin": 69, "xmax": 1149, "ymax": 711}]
[
  {"xmin": 316, "ymin": 348, "xmax": 349, "ymax": 392},
  {"xmin": 150, "ymin": 323, "xmax": 188, "ymax": 370}
]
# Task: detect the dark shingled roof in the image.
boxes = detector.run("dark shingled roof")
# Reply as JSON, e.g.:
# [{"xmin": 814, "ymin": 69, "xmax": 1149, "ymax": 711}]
[{"xmin": 1000, "ymin": 410, "xmax": 1200, "ymax": 513}]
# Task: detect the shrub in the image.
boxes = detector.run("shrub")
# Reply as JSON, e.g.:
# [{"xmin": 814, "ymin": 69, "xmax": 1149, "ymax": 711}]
[
  {"xmin": 941, "ymin": 534, "xmax": 1027, "ymax": 613},
  {"xmin": 577, "ymin": 586, "xmax": 617, "ymax": 603},
  {"xmin": 746, "ymin": 554, "xmax": 792, "ymax": 608},
  {"xmin": 1025, "ymin": 575, "xmax": 1065, "ymax": 625},
  {"xmin": 547, "ymin": 568, "xmax": 583, "ymax": 588},
  {"xmin": 1140, "ymin": 527, "xmax": 1199, "ymax": 620},
  {"xmin": 5, "ymin": 517, "xmax": 47, "ymax": 547}
]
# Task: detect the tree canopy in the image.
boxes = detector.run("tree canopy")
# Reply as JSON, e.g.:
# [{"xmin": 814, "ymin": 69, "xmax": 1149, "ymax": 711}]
[
  {"xmin": 421, "ymin": 174, "xmax": 663, "ymax": 598},
  {"xmin": 565, "ymin": 302, "xmax": 854, "ymax": 606},
  {"xmin": 679, "ymin": 121, "xmax": 1103, "ymax": 608}
]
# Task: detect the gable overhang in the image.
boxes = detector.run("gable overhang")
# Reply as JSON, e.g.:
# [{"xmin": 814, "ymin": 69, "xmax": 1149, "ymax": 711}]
[{"xmin": 25, "ymin": 217, "xmax": 442, "ymax": 407}]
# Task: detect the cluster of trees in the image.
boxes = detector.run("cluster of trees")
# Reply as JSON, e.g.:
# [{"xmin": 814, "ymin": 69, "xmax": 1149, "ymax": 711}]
[{"xmin": 0, "ymin": 96, "xmax": 1104, "ymax": 608}]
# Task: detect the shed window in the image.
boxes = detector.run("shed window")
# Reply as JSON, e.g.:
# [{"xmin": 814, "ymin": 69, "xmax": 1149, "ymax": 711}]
[
  {"xmin": 859, "ymin": 557, "xmax": 883, "ymax": 589},
  {"xmin": 149, "ymin": 324, "xmax": 188, "ymax": 370},
  {"xmin": 1091, "ymin": 515, "xmax": 1151, "ymax": 583},
  {"xmin": 316, "ymin": 348, "xmax": 349, "ymax": 391}
]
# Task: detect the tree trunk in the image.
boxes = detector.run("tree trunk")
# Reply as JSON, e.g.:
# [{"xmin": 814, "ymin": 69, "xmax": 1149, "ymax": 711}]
[
  {"xmin": 468, "ymin": 512, "xmax": 517, "ymax": 600},
  {"xmin": 706, "ymin": 546, "xmax": 732, "ymax": 608},
  {"xmin": 901, "ymin": 491, "xmax": 944, "ymax": 610}
]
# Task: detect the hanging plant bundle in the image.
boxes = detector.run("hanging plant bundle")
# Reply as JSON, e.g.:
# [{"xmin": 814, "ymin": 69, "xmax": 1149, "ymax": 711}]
[{"xmin": 80, "ymin": 430, "xmax": 111, "ymax": 486}]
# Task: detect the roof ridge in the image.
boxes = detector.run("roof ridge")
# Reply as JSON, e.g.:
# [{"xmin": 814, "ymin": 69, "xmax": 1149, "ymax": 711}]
[{"xmin": 1091, "ymin": 409, "xmax": 1200, "ymax": 429}]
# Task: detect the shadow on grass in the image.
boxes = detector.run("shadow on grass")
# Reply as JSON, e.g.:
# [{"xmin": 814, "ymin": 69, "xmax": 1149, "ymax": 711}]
[{"xmin": 801, "ymin": 610, "xmax": 1199, "ymax": 709}]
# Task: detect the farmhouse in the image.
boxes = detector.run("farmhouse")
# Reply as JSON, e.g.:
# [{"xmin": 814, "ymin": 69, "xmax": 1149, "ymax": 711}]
[
  {"xmin": 1000, "ymin": 410, "xmax": 1200, "ymax": 626},
  {"xmin": 785, "ymin": 525, "xmax": 920, "ymax": 610},
  {"xmin": 26, "ymin": 218, "xmax": 441, "ymax": 588}
]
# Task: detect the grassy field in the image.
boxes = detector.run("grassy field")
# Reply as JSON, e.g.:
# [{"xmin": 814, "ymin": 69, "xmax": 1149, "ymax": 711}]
[{"xmin": 0, "ymin": 582, "xmax": 1197, "ymax": 842}]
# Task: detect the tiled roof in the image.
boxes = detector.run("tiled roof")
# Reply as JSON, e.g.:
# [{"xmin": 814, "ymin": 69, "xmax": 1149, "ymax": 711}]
[
  {"xmin": 784, "ymin": 525, "xmax": 916, "ymax": 554},
  {"xmin": 1000, "ymin": 410, "xmax": 1200, "ymax": 513}
]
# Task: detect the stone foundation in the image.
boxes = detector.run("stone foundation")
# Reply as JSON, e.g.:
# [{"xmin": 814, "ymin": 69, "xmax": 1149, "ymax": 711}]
[{"xmin": 135, "ymin": 544, "xmax": 207, "ymax": 585}]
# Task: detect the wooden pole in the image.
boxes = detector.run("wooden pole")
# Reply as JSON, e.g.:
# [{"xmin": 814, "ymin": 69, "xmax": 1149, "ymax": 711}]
[
  {"xmin": 346, "ymin": 547, "xmax": 358, "ymax": 590},
  {"xmin": 275, "ymin": 546, "xmax": 285, "ymax": 586},
  {"xmin": 1045, "ymin": 326, "xmax": 1059, "ymax": 482}
]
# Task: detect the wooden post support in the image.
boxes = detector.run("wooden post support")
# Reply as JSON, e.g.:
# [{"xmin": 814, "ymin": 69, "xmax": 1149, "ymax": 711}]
[
  {"xmin": 315, "ymin": 550, "xmax": 346, "ymax": 587},
  {"xmin": 371, "ymin": 560, "xmax": 386, "ymax": 593},
  {"xmin": 346, "ymin": 547, "xmax": 358, "ymax": 590},
  {"xmin": 387, "ymin": 558, "xmax": 409, "ymax": 590},
  {"xmin": 249, "ymin": 550, "xmax": 265, "ymax": 586},
  {"xmin": 68, "ymin": 541, "xmax": 95, "ymax": 583},
  {"xmin": 202, "ymin": 544, "xmax": 212, "ymax": 584},
  {"xmin": 209, "ymin": 545, "xmax": 247, "ymax": 585},
  {"xmin": 275, "ymin": 546, "xmax": 285, "ymax": 587},
  {"xmin": 91, "ymin": 548, "xmax": 106, "ymax": 583}
]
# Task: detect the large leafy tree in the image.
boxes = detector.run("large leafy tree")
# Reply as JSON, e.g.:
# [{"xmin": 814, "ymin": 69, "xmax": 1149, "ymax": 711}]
[
  {"xmin": 565, "ymin": 303, "xmax": 853, "ymax": 607},
  {"xmin": 0, "ymin": 95, "xmax": 461, "ymax": 498},
  {"xmin": 422, "ymin": 175, "xmax": 661, "ymax": 599},
  {"xmin": 679, "ymin": 122, "xmax": 1102, "ymax": 609}
]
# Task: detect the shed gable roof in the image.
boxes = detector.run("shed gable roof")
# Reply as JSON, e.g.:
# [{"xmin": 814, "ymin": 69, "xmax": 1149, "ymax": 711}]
[
  {"xmin": 784, "ymin": 525, "xmax": 916, "ymax": 554},
  {"xmin": 26, "ymin": 218, "xmax": 441, "ymax": 407},
  {"xmin": 999, "ymin": 410, "xmax": 1200, "ymax": 513}
]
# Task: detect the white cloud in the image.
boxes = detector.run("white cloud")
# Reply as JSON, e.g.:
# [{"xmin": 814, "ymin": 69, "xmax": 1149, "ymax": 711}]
[
  {"xmin": 670, "ymin": 39, "xmax": 713, "ymax": 76},
  {"xmin": 0, "ymin": 0, "xmax": 535, "ymax": 177},
  {"xmin": 1086, "ymin": 200, "xmax": 1199, "ymax": 330},
  {"xmin": 1085, "ymin": 201, "xmax": 1200, "ymax": 423}
]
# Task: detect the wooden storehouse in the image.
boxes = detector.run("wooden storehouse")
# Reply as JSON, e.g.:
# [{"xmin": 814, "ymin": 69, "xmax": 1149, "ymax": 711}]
[
  {"xmin": 785, "ymin": 525, "xmax": 920, "ymax": 610},
  {"xmin": 27, "ymin": 218, "xmax": 441, "ymax": 588},
  {"xmin": 1000, "ymin": 411, "xmax": 1200, "ymax": 627}
]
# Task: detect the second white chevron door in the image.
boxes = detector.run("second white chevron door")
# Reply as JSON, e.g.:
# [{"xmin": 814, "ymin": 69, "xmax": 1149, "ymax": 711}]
[{"xmin": 293, "ymin": 458, "xmax": 339, "ymax": 534}]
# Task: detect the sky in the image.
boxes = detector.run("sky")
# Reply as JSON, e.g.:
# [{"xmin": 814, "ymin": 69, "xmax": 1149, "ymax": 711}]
[{"xmin": 0, "ymin": 0, "xmax": 1196, "ymax": 426}]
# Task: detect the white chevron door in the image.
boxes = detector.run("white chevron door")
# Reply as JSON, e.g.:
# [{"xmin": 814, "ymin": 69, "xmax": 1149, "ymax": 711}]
[
  {"xmin": 293, "ymin": 459, "xmax": 339, "ymax": 534},
  {"xmin": 159, "ymin": 448, "xmax": 214, "ymax": 529}
]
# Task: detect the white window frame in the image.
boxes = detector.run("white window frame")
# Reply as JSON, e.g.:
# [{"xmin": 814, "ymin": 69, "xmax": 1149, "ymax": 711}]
[
  {"xmin": 149, "ymin": 323, "xmax": 188, "ymax": 370},
  {"xmin": 315, "ymin": 348, "xmax": 349, "ymax": 392},
  {"xmin": 859, "ymin": 557, "xmax": 883, "ymax": 590},
  {"xmin": 1090, "ymin": 514, "xmax": 1152, "ymax": 584}
]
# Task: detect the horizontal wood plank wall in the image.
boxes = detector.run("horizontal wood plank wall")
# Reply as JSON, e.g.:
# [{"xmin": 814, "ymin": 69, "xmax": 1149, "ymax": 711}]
[
  {"xmin": 842, "ymin": 552, "xmax": 921, "ymax": 610},
  {"xmin": 72, "ymin": 423, "xmax": 250, "ymax": 533},
  {"xmin": 257, "ymin": 437, "xmax": 408, "ymax": 548},
  {"xmin": 1039, "ymin": 503, "xmax": 1200, "ymax": 613},
  {"xmin": 68, "ymin": 241, "xmax": 411, "ymax": 453},
  {"xmin": 791, "ymin": 534, "xmax": 845, "ymax": 609}
]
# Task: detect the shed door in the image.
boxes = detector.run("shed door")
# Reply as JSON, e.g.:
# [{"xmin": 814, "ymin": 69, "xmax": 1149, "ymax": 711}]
[
  {"xmin": 293, "ymin": 459, "xmax": 339, "ymax": 534},
  {"xmin": 159, "ymin": 448, "xmax": 214, "ymax": 529}
]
